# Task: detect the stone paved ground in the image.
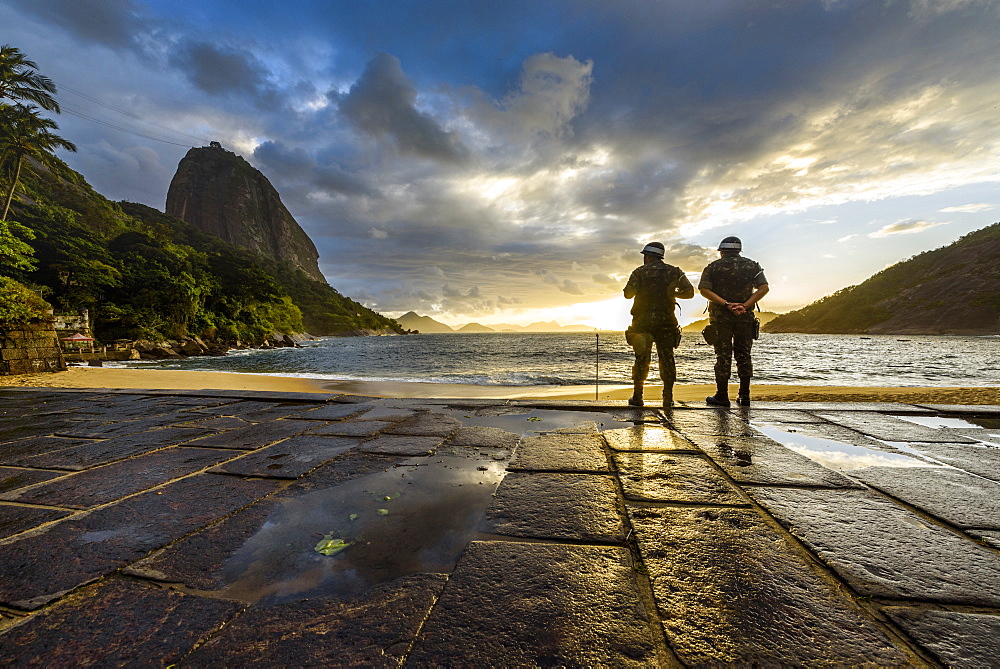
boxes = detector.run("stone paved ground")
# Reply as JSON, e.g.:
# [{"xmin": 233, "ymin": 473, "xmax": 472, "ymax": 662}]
[{"xmin": 1, "ymin": 388, "xmax": 998, "ymax": 666}]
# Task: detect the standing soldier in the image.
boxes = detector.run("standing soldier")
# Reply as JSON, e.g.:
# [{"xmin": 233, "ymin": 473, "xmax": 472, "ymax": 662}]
[
  {"xmin": 698, "ymin": 236, "xmax": 769, "ymax": 407},
  {"xmin": 623, "ymin": 242, "xmax": 695, "ymax": 408}
]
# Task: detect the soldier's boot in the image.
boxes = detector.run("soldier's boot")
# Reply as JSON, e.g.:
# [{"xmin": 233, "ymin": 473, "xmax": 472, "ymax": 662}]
[
  {"xmin": 662, "ymin": 388, "xmax": 673, "ymax": 409},
  {"xmin": 736, "ymin": 378, "xmax": 751, "ymax": 407},
  {"xmin": 706, "ymin": 380, "xmax": 731, "ymax": 407},
  {"xmin": 628, "ymin": 381, "xmax": 644, "ymax": 407}
]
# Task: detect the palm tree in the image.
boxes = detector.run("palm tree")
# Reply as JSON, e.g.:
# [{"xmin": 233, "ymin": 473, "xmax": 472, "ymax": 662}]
[
  {"xmin": 1, "ymin": 104, "xmax": 77, "ymax": 221},
  {"xmin": 0, "ymin": 44, "xmax": 59, "ymax": 112}
]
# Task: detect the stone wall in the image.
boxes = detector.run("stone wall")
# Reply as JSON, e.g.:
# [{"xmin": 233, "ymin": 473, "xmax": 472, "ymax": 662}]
[{"xmin": 0, "ymin": 320, "xmax": 67, "ymax": 375}]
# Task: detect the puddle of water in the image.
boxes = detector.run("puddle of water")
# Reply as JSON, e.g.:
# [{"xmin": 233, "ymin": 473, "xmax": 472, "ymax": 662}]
[
  {"xmin": 893, "ymin": 415, "xmax": 982, "ymax": 430},
  {"xmin": 217, "ymin": 455, "xmax": 504, "ymax": 605},
  {"xmin": 754, "ymin": 423, "xmax": 941, "ymax": 471},
  {"xmin": 439, "ymin": 408, "xmax": 613, "ymax": 437}
]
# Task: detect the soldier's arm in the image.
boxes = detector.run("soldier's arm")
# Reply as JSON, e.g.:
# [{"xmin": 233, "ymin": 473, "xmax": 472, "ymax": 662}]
[
  {"xmin": 623, "ymin": 271, "xmax": 639, "ymax": 299},
  {"xmin": 743, "ymin": 284, "xmax": 769, "ymax": 310},
  {"xmin": 674, "ymin": 272, "xmax": 695, "ymax": 299}
]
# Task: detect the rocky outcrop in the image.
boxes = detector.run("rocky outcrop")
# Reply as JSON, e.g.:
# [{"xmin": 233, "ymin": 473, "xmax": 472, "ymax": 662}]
[
  {"xmin": 165, "ymin": 146, "xmax": 324, "ymax": 282},
  {"xmin": 765, "ymin": 222, "xmax": 1000, "ymax": 335}
]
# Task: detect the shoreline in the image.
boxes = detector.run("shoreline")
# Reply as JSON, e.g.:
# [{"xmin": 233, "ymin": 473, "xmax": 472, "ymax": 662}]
[{"xmin": 1, "ymin": 367, "xmax": 998, "ymax": 404}]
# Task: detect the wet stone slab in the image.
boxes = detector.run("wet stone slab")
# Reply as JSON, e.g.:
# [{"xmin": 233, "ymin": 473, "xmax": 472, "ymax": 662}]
[
  {"xmin": 508, "ymin": 433, "xmax": 609, "ymax": 472},
  {"xmin": 14, "ymin": 427, "xmax": 206, "ymax": 471},
  {"xmin": 186, "ymin": 400, "xmax": 314, "ymax": 422},
  {"xmin": 210, "ymin": 435, "xmax": 358, "ymax": 479},
  {"xmin": 0, "ymin": 504, "xmax": 71, "ymax": 540},
  {"xmin": 0, "ymin": 577, "xmax": 242, "ymax": 666},
  {"xmin": 0, "ymin": 436, "xmax": 100, "ymax": 466},
  {"xmin": 186, "ymin": 419, "xmax": 318, "ymax": 450},
  {"xmin": 663, "ymin": 408, "xmax": 761, "ymax": 438},
  {"xmin": 903, "ymin": 442, "xmax": 1000, "ymax": 484},
  {"xmin": 181, "ymin": 574, "xmax": 448, "ymax": 667},
  {"xmin": 747, "ymin": 487, "xmax": 1000, "ymax": 606},
  {"xmin": 739, "ymin": 409, "xmax": 829, "ymax": 423},
  {"xmin": 384, "ymin": 412, "xmax": 463, "ymax": 437},
  {"xmin": 817, "ymin": 411, "xmax": 979, "ymax": 443},
  {"xmin": 917, "ymin": 404, "xmax": 1000, "ymax": 415},
  {"xmin": 485, "ymin": 472, "xmax": 625, "ymax": 543},
  {"xmin": 627, "ymin": 505, "xmax": 911, "ymax": 667},
  {"xmin": 0, "ymin": 467, "xmax": 64, "ymax": 493},
  {"xmin": 355, "ymin": 406, "xmax": 417, "ymax": 421},
  {"xmin": 972, "ymin": 530, "xmax": 1000, "ymax": 549},
  {"xmin": 54, "ymin": 413, "xmax": 199, "ymax": 439},
  {"xmin": 848, "ymin": 466, "xmax": 1000, "ymax": 529},
  {"xmin": 444, "ymin": 426, "xmax": 520, "ymax": 451},
  {"xmin": 359, "ymin": 434, "xmax": 442, "ymax": 456},
  {"xmin": 290, "ymin": 403, "xmax": 369, "ymax": 421},
  {"xmin": 883, "ymin": 607, "xmax": 1000, "ymax": 669},
  {"xmin": 749, "ymin": 401, "xmax": 930, "ymax": 413},
  {"xmin": 307, "ymin": 420, "xmax": 392, "ymax": 437},
  {"xmin": 0, "ymin": 416, "xmax": 96, "ymax": 443},
  {"xmin": 409, "ymin": 541, "xmax": 660, "ymax": 667},
  {"xmin": 175, "ymin": 416, "xmax": 252, "ymax": 431},
  {"xmin": 603, "ymin": 424, "xmax": 697, "ymax": 452},
  {"xmin": 686, "ymin": 434, "xmax": 863, "ymax": 488},
  {"xmin": 613, "ymin": 452, "xmax": 744, "ymax": 505},
  {"xmin": 0, "ymin": 473, "xmax": 280, "ymax": 610},
  {"xmin": 0, "ymin": 447, "xmax": 236, "ymax": 509}
]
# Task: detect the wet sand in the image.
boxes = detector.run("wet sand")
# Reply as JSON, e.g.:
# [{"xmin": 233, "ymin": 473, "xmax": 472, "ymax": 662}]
[{"xmin": 1, "ymin": 366, "xmax": 998, "ymax": 404}]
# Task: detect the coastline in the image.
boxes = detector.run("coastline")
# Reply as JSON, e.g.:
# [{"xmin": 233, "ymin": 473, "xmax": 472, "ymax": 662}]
[{"xmin": 1, "ymin": 367, "xmax": 998, "ymax": 404}]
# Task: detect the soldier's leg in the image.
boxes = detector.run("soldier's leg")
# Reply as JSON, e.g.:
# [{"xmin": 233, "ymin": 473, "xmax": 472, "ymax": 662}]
[
  {"xmin": 627, "ymin": 331, "xmax": 654, "ymax": 407},
  {"xmin": 708, "ymin": 322, "xmax": 734, "ymax": 405},
  {"xmin": 653, "ymin": 333, "xmax": 676, "ymax": 407},
  {"xmin": 734, "ymin": 323, "xmax": 755, "ymax": 404}
]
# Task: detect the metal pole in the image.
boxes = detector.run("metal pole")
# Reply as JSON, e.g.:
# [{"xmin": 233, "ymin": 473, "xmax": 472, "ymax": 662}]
[{"xmin": 595, "ymin": 332, "xmax": 599, "ymax": 401}]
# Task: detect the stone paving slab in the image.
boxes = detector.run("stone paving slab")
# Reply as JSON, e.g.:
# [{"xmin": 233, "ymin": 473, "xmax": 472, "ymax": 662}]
[
  {"xmin": 508, "ymin": 433, "xmax": 609, "ymax": 472},
  {"xmin": 408, "ymin": 540, "xmax": 662, "ymax": 667},
  {"xmin": 0, "ymin": 416, "xmax": 96, "ymax": 443},
  {"xmin": 663, "ymin": 408, "xmax": 761, "ymax": 438},
  {"xmin": 817, "ymin": 411, "xmax": 979, "ymax": 443},
  {"xmin": 0, "ymin": 436, "xmax": 100, "ymax": 466},
  {"xmin": 686, "ymin": 434, "xmax": 864, "ymax": 488},
  {"xmin": 182, "ymin": 573, "xmax": 448, "ymax": 667},
  {"xmin": 849, "ymin": 465, "xmax": 1000, "ymax": 529},
  {"xmin": 0, "ymin": 446, "xmax": 236, "ymax": 508},
  {"xmin": 355, "ymin": 406, "xmax": 418, "ymax": 421},
  {"xmin": 485, "ymin": 472, "xmax": 625, "ymax": 543},
  {"xmin": 0, "ymin": 466, "xmax": 64, "ymax": 493},
  {"xmin": 754, "ymin": 419, "xmax": 904, "ymax": 450},
  {"xmin": 184, "ymin": 400, "xmax": 311, "ymax": 422},
  {"xmin": 359, "ymin": 434, "xmax": 442, "ymax": 456},
  {"xmin": 0, "ymin": 577, "xmax": 243, "ymax": 666},
  {"xmin": 917, "ymin": 404, "xmax": 1000, "ymax": 415},
  {"xmin": 210, "ymin": 435, "xmax": 358, "ymax": 478},
  {"xmin": 882, "ymin": 606, "xmax": 1000, "ymax": 668},
  {"xmin": 0, "ymin": 473, "xmax": 280, "ymax": 610},
  {"xmin": 307, "ymin": 420, "xmax": 392, "ymax": 437},
  {"xmin": 737, "ymin": 408, "xmax": 830, "ymax": 423},
  {"xmin": 748, "ymin": 401, "xmax": 931, "ymax": 413},
  {"xmin": 747, "ymin": 487, "xmax": 1000, "ymax": 606},
  {"xmin": 14, "ymin": 427, "xmax": 206, "ymax": 471},
  {"xmin": 290, "ymin": 403, "xmax": 370, "ymax": 421},
  {"xmin": 384, "ymin": 412, "xmax": 463, "ymax": 437},
  {"xmin": 972, "ymin": 530, "xmax": 1000, "ymax": 549},
  {"xmin": 0, "ymin": 503, "xmax": 70, "ymax": 540},
  {"xmin": 614, "ymin": 452, "xmax": 745, "ymax": 505},
  {"xmin": 902, "ymin": 442, "xmax": 1000, "ymax": 484},
  {"xmin": 445, "ymin": 426, "xmax": 520, "ymax": 451},
  {"xmin": 185, "ymin": 419, "xmax": 318, "ymax": 450},
  {"xmin": 603, "ymin": 424, "xmax": 697, "ymax": 452},
  {"xmin": 627, "ymin": 505, "xmax": 912, "ymax": 666},
  {"xmin": 54, "ymin": 413, "xmax": 200, "ymax": 439},
  {"xmin": 176, "ymin": 416, "xmax": 252, "ymax": 431}
]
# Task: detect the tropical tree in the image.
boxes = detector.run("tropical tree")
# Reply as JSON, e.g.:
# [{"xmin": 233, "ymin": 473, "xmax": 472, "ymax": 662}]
[
  {"xmin": 0, "ymin": 44, "xmax": 59, "ymax": 111},
  {"xmin": 1, "ymin": 104, "xmax": 76, "ymax": 221}
]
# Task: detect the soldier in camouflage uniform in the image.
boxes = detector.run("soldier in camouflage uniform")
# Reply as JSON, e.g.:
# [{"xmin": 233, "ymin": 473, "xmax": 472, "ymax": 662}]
[
  {"xmin": 623, "ymin": 242, "xmax": 695, "ymax": 407},
  {"xmin": 698, "ymin": 236, "xmax": 769, "ymax": 407}
]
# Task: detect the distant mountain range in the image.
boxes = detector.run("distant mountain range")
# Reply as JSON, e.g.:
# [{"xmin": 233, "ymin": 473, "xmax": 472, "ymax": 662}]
[
  {"xmin": 395, "ymin": 312, "xmax": 596, "ymax": 333},
  {"xmin": 681, "ymin": 312, "xmax": 780, "ymax": 333},
  {"xmin": 764, "ymin": 222, "xmax": 1000, "ymax": 335}
]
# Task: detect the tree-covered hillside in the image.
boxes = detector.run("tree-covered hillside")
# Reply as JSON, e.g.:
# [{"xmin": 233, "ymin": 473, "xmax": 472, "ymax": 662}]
[{"xmin": 764, "ymin": 222, "xmax": 1000, "ymax": 335}]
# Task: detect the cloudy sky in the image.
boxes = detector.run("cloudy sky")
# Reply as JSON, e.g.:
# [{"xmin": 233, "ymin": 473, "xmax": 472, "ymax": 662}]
[{"xmin": 4, "ymin": 0, "xmax": 999, "ymax": 328}]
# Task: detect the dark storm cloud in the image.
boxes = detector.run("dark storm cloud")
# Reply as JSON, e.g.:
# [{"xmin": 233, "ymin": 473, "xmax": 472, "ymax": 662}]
[
  {"xmin": 253, "ymin": 141, "xmax": 375, "ymax": 197},
  {"xmin": 11, "ymin": 0, "xmax": 144, "ymax": 49},
  {"xmin": 338, "ymin": 53, "xmax": 469, "ymax": 163},
  {"xmin": 170, "ymin": 41, "xmax": 279, "ymax": 107}
]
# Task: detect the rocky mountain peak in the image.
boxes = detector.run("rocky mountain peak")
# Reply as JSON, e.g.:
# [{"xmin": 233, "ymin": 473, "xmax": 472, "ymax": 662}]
[{"xmin": 165, "ymin": 146, "xmax": 324, "ymax": 282}]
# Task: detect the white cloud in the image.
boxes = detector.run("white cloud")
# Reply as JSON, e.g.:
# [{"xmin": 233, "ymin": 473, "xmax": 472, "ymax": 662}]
[
  {"xmin": 939, "ymin": 203, "xmax": 994, "ymax": 213},
  {"xmin": 838, "ymin": 234, "xmax": 859, "ymax": 242},
  {"xmin": 868, "ymin": 219, "xmax": 949, "ymax": 238}
]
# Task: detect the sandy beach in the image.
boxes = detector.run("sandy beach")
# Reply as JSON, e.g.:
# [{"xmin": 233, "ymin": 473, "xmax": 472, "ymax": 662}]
[{"xmin": 1, "ymin": 366, "xmax": 998, "ymax": 405}]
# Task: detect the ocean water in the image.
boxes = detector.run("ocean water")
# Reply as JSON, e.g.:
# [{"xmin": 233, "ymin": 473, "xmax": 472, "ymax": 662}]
[{"xmin": 107, "ymin": 332, "xmax": 1000, "ymax": 388}]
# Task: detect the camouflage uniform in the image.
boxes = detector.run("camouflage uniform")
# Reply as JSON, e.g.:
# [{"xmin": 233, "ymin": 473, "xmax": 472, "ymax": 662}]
[
  {"xmin": 624, "ymin": 260, "xmax": 693, "ymax": 390},
  {"xmin": 698, "ymin": 256, "xmax": 768, "ymax": 390}
]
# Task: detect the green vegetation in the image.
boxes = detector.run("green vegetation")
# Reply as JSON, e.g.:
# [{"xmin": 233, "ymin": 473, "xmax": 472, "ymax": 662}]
[{"xmin": 0, "ymin": 275, "xmax": 49, "ymax": 325}]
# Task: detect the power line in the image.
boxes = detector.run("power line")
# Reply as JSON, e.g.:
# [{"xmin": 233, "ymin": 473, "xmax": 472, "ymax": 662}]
[
  {"xmin": 59, "ymin": 104, "xmax": 195, "ymax": 148},
  {"xmin": 55, "ymin": 81, "xmax": 214, "ymax": 145}
]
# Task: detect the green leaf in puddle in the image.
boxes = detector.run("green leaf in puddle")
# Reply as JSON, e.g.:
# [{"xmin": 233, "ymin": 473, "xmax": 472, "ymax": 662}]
[
  {"xmin": 314, "ymin": 534, "xmax": 350, "ymax": 556},
  {"xmin": 527, "ymin": 416, "xmax": 542, "ymax": 422},
  {"xmin": 349, "ymin": 513, "xmax": 359, "ymax": 521},
  {"xmin": 377, "ymin": 508, "xmax": 389, "ymax": 515}
]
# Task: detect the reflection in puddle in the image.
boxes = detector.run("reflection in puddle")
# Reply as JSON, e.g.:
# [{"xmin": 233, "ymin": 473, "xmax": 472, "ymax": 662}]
[
  {"xmin": 893, "ymin": 415, "xmax": 981, "ymax": 430},
  {"xmin": 218, "ymin": 456, "xmax": 504, "ymax": 605},
  {"xmin": 754, "ymin": 423, "xmax": 941, "ymax": 471},
  {"xmin": 438, "ymin": 408, "xmax": 613, "ymax": 436},
  {"xmin": 893, "ymin": 414, "xmax": 1000, "ymax": 447}
]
